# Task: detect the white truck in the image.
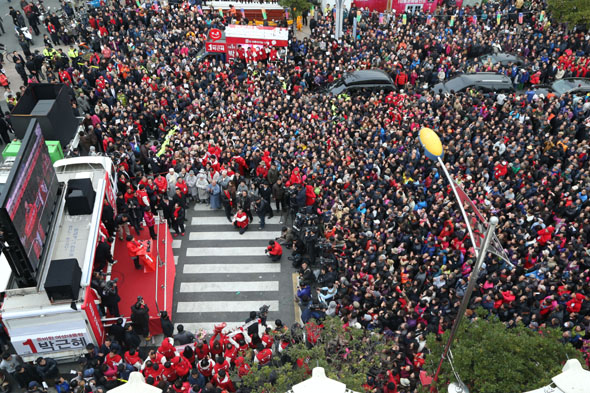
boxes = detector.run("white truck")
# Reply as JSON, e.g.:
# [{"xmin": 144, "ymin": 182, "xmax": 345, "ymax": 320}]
[{"xmin": 0, "ymin": 156, "xmax": 117, "ymax": 362}]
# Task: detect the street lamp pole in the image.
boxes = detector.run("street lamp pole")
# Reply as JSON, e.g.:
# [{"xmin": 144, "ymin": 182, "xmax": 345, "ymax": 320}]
[
  {"xmin": 334, "ymin": 0, "xmax": 344, "ymax": 40},
  {"xmin": 429, "ymin": 216, "xmax": 498, "ymax": 393}
]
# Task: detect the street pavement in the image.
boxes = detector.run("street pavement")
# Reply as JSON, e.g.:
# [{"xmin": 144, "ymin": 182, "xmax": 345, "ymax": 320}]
[
  {"xmin": 171, "ymin": 202, "xmax": 297, "ymax": 336},
  {"xmin": 0, "ymin": 0, "xmax": 64, "ymax": 113}
]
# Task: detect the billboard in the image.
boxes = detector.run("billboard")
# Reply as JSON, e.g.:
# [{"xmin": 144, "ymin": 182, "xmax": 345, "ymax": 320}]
[{"xmin": 0, "ymin": 120, "xmax": 59, "ymax": 280}]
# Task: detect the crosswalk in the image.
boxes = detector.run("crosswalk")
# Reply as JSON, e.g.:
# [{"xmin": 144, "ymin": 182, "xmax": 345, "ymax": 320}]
[{"xmin": 172, "ymin": 203, "xmax": 293, "ymax": 335}]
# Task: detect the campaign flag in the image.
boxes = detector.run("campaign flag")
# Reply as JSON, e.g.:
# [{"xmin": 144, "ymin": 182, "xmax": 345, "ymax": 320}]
[
  {"xmin": 402, "ymin": 13, "xmax": 406, "ymax": 25},
  {"xmin": 262, "ymin": 8, "xmax": 267, "ymax": 19},
  {"xmin": 453, "ymin": 180, "xmax": 513, "ymax": 266},
  {"xmin": 219, "ymin": 8, "xmax": 224, "ymax": 17},
  {"xmin": 310, "ymin": 5, "xmax": 314, "ymax": 17},
  {"xmin": 379, "ymin": 13, "xmax": 383, "ymax": 24},
  {"xmin": 496, "ymin": 12, "xmax": 501, "ymax": 25},
  {"xmin": 241, "ymin": 8, "xmax": 245, "ymax": 18},
  {"xmin": 356, "ymin": 10, "xmax": 361, "ymax": 23},
  {"xmin": 518, "ymin": 12, "xmax": 523, "ymax": 24},
  {"xmin": 449, "ymin": 15, "xmax": 455, "ymax": 27},
  {"xmin": 197, "ymin": 5, "xmax": 203, "ymax": 15}
]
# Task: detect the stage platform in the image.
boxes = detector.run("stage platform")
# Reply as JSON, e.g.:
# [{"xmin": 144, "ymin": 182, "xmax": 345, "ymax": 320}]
[{"xmin": 110, "ymin": 222, "xmax": 175, "ymax": 336}]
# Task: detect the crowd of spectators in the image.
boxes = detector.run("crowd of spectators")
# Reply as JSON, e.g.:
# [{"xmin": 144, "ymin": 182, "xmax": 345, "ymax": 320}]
[{"xmin": 1, "ymin": 0, "xmax": 590, "ymax": 391}]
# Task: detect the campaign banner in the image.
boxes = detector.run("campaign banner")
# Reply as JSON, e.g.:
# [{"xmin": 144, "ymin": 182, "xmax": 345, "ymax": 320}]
[{"xmin": 206, "ymin": 42, "xmax": 227, "ymax": 53}]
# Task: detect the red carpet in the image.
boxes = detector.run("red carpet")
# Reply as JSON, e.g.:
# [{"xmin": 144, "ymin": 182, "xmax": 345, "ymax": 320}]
[{"xmin": 111, "ymin": 223, "xmax": 175, "ymax": 335}]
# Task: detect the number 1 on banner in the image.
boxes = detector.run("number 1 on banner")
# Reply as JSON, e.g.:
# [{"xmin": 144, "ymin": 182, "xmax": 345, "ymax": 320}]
[{"xmin": 23, "ymin": 338, "xmax": 38, "ymax": 353}]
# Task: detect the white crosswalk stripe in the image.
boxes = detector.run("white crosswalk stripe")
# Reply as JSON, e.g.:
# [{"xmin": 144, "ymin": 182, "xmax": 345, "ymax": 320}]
[
  {"xmin": 183, "ymin": 263, "xmax": 280, "ymax": 274},
  {"xmin": 180, "ymin": 281, "xmax": 279, "ymax": 292},
  {"xmin": 191, "ymin": 216, "xmax": 282, "ymax": 226},
  {"xmin": 174, "ymin": 208, "xmax": 287, "ymax": 332},
  {"xmin": 177, "ymin": 300, "xmax": 279, "ymax": 313},
  {"xmin": 189, "ymin": 231, "xmax": 281, "ymax": 241},
  {"xmin": 186, "ymin": 246, "xmax": 265, "ymax": 257}
]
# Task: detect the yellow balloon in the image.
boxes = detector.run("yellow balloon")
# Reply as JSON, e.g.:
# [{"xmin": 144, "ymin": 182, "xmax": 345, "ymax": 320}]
[{"xmin": 419, "ymin": 127, "xmax": 443, "ymax": 159}]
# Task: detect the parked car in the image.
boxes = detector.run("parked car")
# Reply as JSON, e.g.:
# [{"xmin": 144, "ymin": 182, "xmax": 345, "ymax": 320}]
[
  {"xmin": 479, "ymin": 52, "xmax": 526, "ymax": 66},
  {"xmin": 533, "ymin": 78, "xmax": 590, "ymax": 99},
  {"xmin": 432, "ymin": 73, "xmax": 515, "ymax": 94},
  {"xmin": 325, "ymin": 69, "xmax": 396, "ymax": 96}
]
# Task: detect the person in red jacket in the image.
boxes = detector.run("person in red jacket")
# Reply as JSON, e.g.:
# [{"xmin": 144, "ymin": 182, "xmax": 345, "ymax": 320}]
[
  {"xmin": 158, "ymin": 337, "xmax": 177, "ymax": 361},
  {"xmin": 305, "ymin": 184, "xmax": 316, "ymax": 206},
  {"xmin": 235, "ymin": 356, "xmax": 251, "ymax": 377},
  {"xmin": 212, "ymin": 369, "xmax": 236, "ymax": 392},
  {"xmin": 265, "ymin": 240, "xmax": 282, "ymax": 262},
  {"xmin": 172, "ymin": 379, "xmax": 191, "ymax": 393},
  {"xmin": 172, "ymin": 355, "xmax": 191, "ymax": 379},
  {"xmin": 395, "ymin": 70, "xmax": 408, "ymax": 87},
  {"xmin": 162, "ymin": 361, "xmax": 177, "ymax": 383},
  {"xmin": 194, "ymin": 340, "xmax": 210, "ymax": 361},
  {"xmin": 154, "ymin": 174, "xmax": 167, "ymax": 195},
  {"xmin": 126, "ymin": 235, "xmax": 143, "ymax": 270},
  {"xmin": 143, "ymin": 362, "xmax": 163, "ymax": 383}
]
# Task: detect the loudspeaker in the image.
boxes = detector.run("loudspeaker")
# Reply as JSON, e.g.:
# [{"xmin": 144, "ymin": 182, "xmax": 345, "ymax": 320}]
[
  {"xmin": 44, "ymin": 258, "xmax": 82, "ymax": 301},
  {"xmin": 11, "ymin": 84, "xmax": 80, "ymax": 149},
  {"xmin": 66, "ymin": 178, "xmax": 96, "ymax": 215}
]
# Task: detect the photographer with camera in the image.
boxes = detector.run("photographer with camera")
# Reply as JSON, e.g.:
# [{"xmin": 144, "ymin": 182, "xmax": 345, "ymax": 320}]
[
  {"xmin": 131, "ymin": 296, "xmax": 151, "ymax": 342},
  {"xmin": 100, "ymin": 278, "xmax": 121, "ymax": 317}
]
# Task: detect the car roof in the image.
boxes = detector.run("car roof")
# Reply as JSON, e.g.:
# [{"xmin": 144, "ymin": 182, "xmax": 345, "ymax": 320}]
[{"xmin": 342, "ymin": 69, "xmax": 394, "ymax": 86}]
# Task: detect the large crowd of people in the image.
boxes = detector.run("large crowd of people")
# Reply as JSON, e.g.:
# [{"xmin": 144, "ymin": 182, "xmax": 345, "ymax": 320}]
[{"xmin": 1, "ymin": 0, "xmax": 590, "ymax": 391}]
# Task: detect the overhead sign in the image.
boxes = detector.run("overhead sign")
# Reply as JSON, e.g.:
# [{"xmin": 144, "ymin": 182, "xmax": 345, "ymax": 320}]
[
  {"xmin": 208, "ymin": 28, "xmax": 222, "ymax": 41},
  {"xmin": 206, "ymin": 42, "xmax": 227, "ymax": 53}
]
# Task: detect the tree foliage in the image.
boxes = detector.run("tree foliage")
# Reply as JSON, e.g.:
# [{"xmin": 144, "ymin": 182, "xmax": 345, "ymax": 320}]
[
  {"xmin": 241, "ymin": 318, "xmax": 387, "ymax": 392},
  {"xmin": 422, "ymin": 309, "xmax": 584, "ymax": 393},
  {"xmin": 547, "ymin": 0, "xmax": 590, "ymax": 27},
  {"xmin": 278, "ymin": 0, "xmax": 312, "ymax": 17}
]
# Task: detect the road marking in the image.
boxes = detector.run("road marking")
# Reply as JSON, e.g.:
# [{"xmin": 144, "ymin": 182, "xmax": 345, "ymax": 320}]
[
  {"xmin": 174, "ymin": 255, "xmax": 179, "ymax": 265},
  {"xmin": 186, "ymin": 247, "xmax": 265, "ymax": 257},
  {"xmin": 189, "ymin": 231, "xmax": 281, "ymax": 241},
  {"xmin": 177, "ymin": 300, "xmax": 279, "ymax": 313},
  {"xmin": 191, "ymin": 216, "xmax": 282, "ymax": 226},
  {"xmin": 180, "ymin": 281, "xmax": 279, "ymax": 293},
  {"xmin": 172, "ymin": 239, "xmax": 182, "ymax": 249},
  {"xmin": 193, "ymin": 204, "xmax": 214, "ymax": 211},
  {"xmin": 183, "ymin": 264, "xmax": 281, "ymax": 274}
]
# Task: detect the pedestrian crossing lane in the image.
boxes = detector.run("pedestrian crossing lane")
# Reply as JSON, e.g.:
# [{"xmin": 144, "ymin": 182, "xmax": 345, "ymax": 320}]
[{"xmin": 173, "ymin": 203, "xmax": 287, "ymax": 333}]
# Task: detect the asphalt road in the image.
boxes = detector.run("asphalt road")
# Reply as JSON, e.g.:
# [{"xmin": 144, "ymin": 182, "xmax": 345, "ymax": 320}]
[{"xmin": 171, "ymin": 201, "xmax": 297, "ymax": 336}]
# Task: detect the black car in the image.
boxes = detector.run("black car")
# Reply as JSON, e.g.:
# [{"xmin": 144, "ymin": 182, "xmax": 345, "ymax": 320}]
[
  {"xmin": 479, "ymin": 53, "xmax": 526, "ymax": 66},
  {"xmin": 432, "ymin": 73, "xmax": 515, "ymax": 94},
  {"xmin": 325, "ymin": 69, "xmax": 396, "ymax": 96},
  {"xmin": 533, "ymin": 78, "xmax": 590, "ymax": 100}
]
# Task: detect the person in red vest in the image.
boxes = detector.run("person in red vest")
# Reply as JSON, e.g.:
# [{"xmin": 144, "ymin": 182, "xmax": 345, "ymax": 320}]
[
  {"xmin": 142, "ymin": 349, "xmax": 165, "ymax": 370},
  {"xmin": 104, "ymin": 349, "xmax": 122, "ymax": 368},
  {"xmin": 126, "ymin": 235, "xmax": 143, "ymax": 269},
  {"xmin": 232, "ymin": 207, "xmax": 249, "ymax": 235},
  {"xmin": 265, "ymin": 240, "xmax": 282, "ymax": 262},
  {"xmin": 143, "ymin": 362, "xmax": 163, "ymax": 383},
  {"xmin": 124, "ymin": 348, "xmax": 142, "ymax": 370},
  {"xmin": 197, "ymin": 357, "xmax": 214, "ymax": 379},
  {"xmin": 137, "ymin": 184, "xmax": 150, "ymax": 208},
  {"xmin": 212, "ymin": 369, "xmax": 236, "ymax": 392},
  {"xmin": 235, "ymin": 356, "xmax": 251, "ymax": 377},
  {"xmin": 212, "ymin": 355, "xmax": 230, "ymax": 377},
  {"xmin": 253, "ymin": 344, "xmax": 272, "ymax": 366}
]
